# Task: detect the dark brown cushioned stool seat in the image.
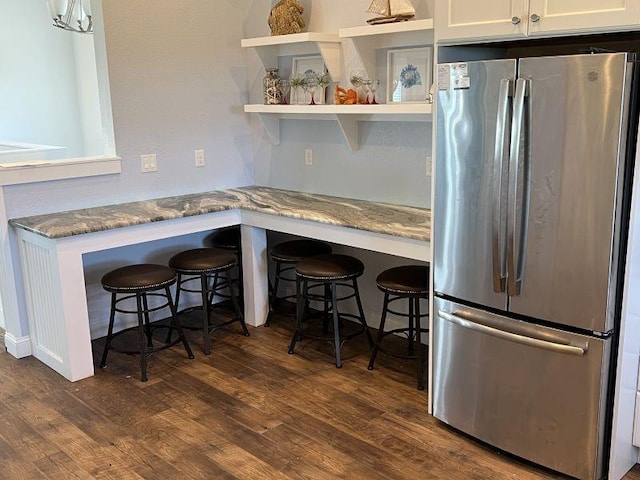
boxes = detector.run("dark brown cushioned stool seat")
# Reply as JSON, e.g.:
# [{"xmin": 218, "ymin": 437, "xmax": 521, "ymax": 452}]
[
  {"xmin": 207, "ymin": 226, "xmax": 241, "ymax": 252},
  {"xmin": 99, "ymin": 264, "xmax": 194, "ymax": 382},
  {"xmin": 267, "ymin": 239, "xmax": 332, "ymax": 326},
  {"xmin": 294, "ymin": 253, "xmax": 364, "ymax": 280},
  {"xmin": 368, "ymin": 265, "xmax": 429, "ymax": 390},
  {"xmin": 288, "ymin": 253, "xmax": 373, "ymax": 368},
  {"xmin": 170, "ymin": 248, "xmax": 237, "ymax": 273},
  {"xmin": 169, "ymin": 248, "xmax": 248, "ymax": 355}
]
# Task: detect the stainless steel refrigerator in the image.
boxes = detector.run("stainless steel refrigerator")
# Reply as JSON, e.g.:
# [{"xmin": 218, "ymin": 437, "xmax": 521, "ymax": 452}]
[{"xmin": 433, "ymin": 52, "xmax": 637, "ymax": 480}]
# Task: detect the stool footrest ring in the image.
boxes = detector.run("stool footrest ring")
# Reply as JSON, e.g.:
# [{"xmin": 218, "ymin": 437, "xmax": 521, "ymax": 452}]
[{"xmin": 100, "ymin": 324, "xmax": 187, "ymax": 356}]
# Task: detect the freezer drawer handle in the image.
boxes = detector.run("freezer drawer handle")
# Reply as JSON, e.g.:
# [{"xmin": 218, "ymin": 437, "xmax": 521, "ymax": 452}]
[{"xmin": 438, "ymin": 310, "xmax": 587, "ymax": 356}]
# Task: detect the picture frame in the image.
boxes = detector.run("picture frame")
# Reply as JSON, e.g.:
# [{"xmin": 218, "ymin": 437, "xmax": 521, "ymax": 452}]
[
  {"xmin": 386, "ymin": 47, "xmax": 433, "ymax": 103},
  {"xmin": 291, "ymin": 55, "xmax": 328, "ymax": 105}
]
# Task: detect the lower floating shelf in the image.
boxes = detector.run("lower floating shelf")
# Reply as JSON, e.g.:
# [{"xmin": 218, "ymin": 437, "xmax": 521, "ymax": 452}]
[{"xmin": 244, "ymin": 103, "xmax": 432, "ymax": 150}]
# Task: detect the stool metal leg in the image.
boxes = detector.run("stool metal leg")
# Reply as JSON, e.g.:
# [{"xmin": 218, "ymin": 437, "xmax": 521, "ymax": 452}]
[
  {"xmin": 136, "ymin": 293, "xmax": 149, "ymax": 382},
  {"xmin": 415, "ymin": 296, "xmax": 424, "ymax": 390},
  {"xmin": 368, "ymin": 292, "xmax": 390, "ymax": 371},
  {"xmin": 100, "ymin": 292, "xmax": 118, "ymax": 368},
  {"xmin": 207, "ymin": 272, "xmax": 220, "ymax": 312},
  {"xmin": 229, "ymin": 274, "xmax": 249, "ymax": 336},
  {"xmin": 352, "ymin": 278, "xmax": 374, "ymax": 347},
  {"xmin": 322, "ymin": 283, "xmax": 330, "ymax": 335},
  {"xmin": 174, "ymin": 273, "xmax": 183, "ymax": 311},
  {"xmin": 288, "ymin": 276, "xmax": 306, "ymax": 354},
  {"xmin": 407, "ymin": 296, "xmax": 415, "ymax": 355},
  {"xmin": 165, "ymin": 273, "xmax": 183, "ymax": 345},
  {"xmin": 142, "ymin": 293, "xmax": 153, "ymax": 348},
  {"xmin": 331, "ymin": 281, "xmax": 342, "ymax": 368},
  {"xmin": 201, "ymin": 274, "xmax": 212, "ymax": 355},
  {"xmin": 165, "ymin": 286, "xmax": 194, "ymax": 360}
]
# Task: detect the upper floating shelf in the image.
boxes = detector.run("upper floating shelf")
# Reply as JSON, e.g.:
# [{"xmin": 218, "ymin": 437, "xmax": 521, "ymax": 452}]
[
  {"xmin": 339, "ymin": 18, "xmax": 434, "ymax": 38},
  {"xmin": 241, "ymin": 32, "xmax": 342, "ymax": 80},
  {"xmin": 339, "ymin": 18, "xmax": 434, "ymax": 50},
  {"xmin": 241, "ymin": 32, "xmax": 340, "ymax": 48}
]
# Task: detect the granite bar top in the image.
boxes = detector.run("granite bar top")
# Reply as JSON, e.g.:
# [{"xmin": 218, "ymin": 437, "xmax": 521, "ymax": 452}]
[{"xmin": 9, "ymin": 186, "xmax": 430, "ymax": 242}]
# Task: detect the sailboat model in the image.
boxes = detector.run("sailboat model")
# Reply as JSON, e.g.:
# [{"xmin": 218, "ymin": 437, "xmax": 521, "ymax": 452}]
[{"xmin": 366, "ymin": 0, "xmax": 415, "ymax": 24}]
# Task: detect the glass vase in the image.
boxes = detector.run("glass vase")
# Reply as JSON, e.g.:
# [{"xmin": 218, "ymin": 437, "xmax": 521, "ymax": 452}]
[{"xmin": 263, "ymin": 68, "xmax": 281, "ymax": 105}]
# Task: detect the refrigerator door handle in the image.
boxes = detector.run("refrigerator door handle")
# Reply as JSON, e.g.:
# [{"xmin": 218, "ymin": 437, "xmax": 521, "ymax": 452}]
[
  {"xmin": 492, "ymin": 78, "xmax": 511, "ymax": 293},
  {"xmin": 437, "ymin": 310, "xmax": 588, "ymax": 356},
  {"xmin": 507, "ymin": 77, "xmax": 529, "ymax": 297}
]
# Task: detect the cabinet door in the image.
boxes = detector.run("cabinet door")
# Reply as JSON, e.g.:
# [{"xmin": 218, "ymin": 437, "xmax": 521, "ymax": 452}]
[
  {"xmin": 435, "ymin": 0, "xmax": 529, "ymax": 43},
  {"xmin": 528, "ymin": 0, "xmax": 640, "ymax": 36}
]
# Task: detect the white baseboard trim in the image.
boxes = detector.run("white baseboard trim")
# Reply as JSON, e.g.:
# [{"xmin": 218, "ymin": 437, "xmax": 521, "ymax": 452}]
[{"xmin": 4, "ymin": 332, "xmax": 32, "ymax": 358}]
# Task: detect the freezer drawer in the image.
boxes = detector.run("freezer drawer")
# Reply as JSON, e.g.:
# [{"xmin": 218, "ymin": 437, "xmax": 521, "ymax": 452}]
[{"xmin": 433, "ymin": 297, "xmax": 611, "ymax": 480}]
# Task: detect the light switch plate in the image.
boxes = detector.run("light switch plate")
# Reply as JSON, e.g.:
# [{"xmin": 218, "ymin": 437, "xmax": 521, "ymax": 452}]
[
  {"xmin": 195, "ymin": 149, "xmax": 205, "ymax": 167},
  {"xmin": 140, "ymin": 154, "xmax": 157, "ymax": 172}
]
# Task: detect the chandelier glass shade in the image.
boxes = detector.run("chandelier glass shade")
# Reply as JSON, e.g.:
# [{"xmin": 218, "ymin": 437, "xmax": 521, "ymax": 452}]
[{"xmin": 47, "ymin": 0, "xmax": 92, "ymax": 34}]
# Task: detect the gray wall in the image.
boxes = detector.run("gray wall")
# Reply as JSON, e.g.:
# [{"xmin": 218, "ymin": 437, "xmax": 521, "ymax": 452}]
[
  {"xmin": 4, "ymin": 0, "xmax": 255, "ymax": 219},
  {"xmin": 4, "ymin": 0, "xmax": 433, "ymax": 340},
  {"xmin": 4, "ymin": 0, "xmax": 432, "ymax": 215},
  {"xmin": 245, "ymin": 0, "xmax": 433, "ymax": 208},
  {"xmin": 268, "ymin": 120, "xmax": 431, "ymax": 207},
  {"xmin": 247, "ymin": 0, "xmax": 433, "ymax": 332},
  {"xmin": 2, "ymin": 0, "xmax": 256, "ymax": 341}
]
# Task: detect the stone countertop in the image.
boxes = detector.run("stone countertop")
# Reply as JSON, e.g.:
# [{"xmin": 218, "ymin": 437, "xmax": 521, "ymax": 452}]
[{"xmin": 8, "ymin": 186, "xmax": 430, "ymax": 242}]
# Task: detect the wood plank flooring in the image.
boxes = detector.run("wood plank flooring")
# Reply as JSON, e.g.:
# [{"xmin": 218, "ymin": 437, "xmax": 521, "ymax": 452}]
[{"xmin": 1, "ymin": 315, "xmax": 639, "ymax": 480}]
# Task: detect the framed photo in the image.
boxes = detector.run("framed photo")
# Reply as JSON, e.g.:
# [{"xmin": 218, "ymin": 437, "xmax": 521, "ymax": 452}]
[
  {"xmin": 387, "ymin": 47, "xmax": 432, "ymax": 103},
  {"xmin": 291, "ymin": 55, "xmax": 328, "ymax": 105}
]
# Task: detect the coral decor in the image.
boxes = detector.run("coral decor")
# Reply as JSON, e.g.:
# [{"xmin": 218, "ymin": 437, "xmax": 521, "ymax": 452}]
[
  {"xmin": 334, "ymin": 86, "xmax": 358, "ymax": 105},
  {"xmin": 268, "ymin": 0, "xmax": 306, "ymax": 36}
]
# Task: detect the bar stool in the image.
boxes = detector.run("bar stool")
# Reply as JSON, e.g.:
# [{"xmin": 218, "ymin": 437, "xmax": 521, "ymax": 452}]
[
  {"xmin": 288, "ymin": 253, "xmax": 373, "ymax": 368},
  {"xmin": 367, "ymin": 265, "xmax": 429, "ymax": 390},
  {"xmin": 99, "ymin": 264, "xmax": 194, "ymax": 382},
  {"xmin": 169, "ymin": 247, "xmax": 248, "ymax": 355},
  {"xmin": 206, "ymin": 226, "xmax": 243, "ymax": 307},
  {"xmin": 266, "ymin": 239, "xmax": 332, "ymax": 326}
]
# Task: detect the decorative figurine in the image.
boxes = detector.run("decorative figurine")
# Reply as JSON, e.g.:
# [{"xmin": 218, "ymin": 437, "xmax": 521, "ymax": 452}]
[
  {"xmin": 268, "ymin": 0, "xmax": 306, "ymax": 36},
  {"xmin": 367, "ymin": 0, "xmax": 415, "ymax": 25}
]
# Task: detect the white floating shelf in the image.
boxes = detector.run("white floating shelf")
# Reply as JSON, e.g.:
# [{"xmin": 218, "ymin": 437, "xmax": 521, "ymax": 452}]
[
  {"xmin": 244, "ymin": 103, "xmax": 432, "ymax": 151},
  {"xmin": 241, "ymin": 24, "xmax": 435, "ymax": 150},
  {"xmin": 244, "ymin": 103, "xmax": 431, "ymax": 115},
  {"xmin": 339, "ymin": 18, "xmax": 434, "ymax": 51},
  {"xmin": 339, "ymin": 18, "xmax": 434, "ymax": 39},
  {"xmin": 241, "ymin": 32, "xmax": 342, "ymax": 80},
  {"xmin": 241, "ymin": 32, "xmax": 340, "ymax": 48},
  {"xmin": 338, "ymin": 19, "xmax": 434, "ymax": 84}
]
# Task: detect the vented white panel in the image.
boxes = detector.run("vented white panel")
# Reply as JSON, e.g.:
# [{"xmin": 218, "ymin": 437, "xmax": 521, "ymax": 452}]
[{"xmin": 18, "ymin": 237, "xmax": 68, "ymax": 374}]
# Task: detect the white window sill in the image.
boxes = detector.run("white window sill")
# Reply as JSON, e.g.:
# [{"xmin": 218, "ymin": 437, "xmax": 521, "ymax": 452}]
[{"xmin": 0, "ymin": 155, "xmax": 121, "ymax": 186}]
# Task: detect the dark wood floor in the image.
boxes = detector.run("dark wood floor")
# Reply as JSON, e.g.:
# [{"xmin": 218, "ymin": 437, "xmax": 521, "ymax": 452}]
[{"xmin": 1, "ymin": 315, "xmax": 639, "ymax": 480}]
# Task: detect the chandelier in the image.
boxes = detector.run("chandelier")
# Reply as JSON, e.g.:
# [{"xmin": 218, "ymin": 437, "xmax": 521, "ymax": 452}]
[{"xmin": 46, "ymin": 0, "xmax": 93, "ymax": 34}]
